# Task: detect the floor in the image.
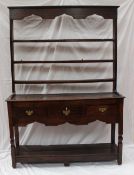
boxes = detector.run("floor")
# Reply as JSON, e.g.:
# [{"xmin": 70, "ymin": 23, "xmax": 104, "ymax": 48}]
[{"xmin": 0, "ymin": 145, "xmax": 133, "ymax": 175}]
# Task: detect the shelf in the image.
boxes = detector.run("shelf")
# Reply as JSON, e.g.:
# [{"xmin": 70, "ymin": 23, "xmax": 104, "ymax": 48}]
[
  {"xmin": 16, "ymin": 143, "xmax": 118, "ymax": 164},
  {"xmin": 14, "ymin": 60, "xmax": 114, "ymax": 64},
  {"xmin": 14, "ymin": 79, "xmax": 114, "ymax": 84},
  {"xmin": 13, "ymin": 39, "xmax": 114, "ymax": 43}
]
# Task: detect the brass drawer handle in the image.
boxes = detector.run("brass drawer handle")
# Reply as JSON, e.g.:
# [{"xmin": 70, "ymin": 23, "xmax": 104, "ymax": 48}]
[
  {"xmin": 99, "ymin": 107, "xmax": 107, "ymax": 113},
  {"xmin": 62, "ymin": 107, "xmax": 70, "ymax": 116},
  {"xmin": 25, "ymin": 110, "xmax": 34, "ymax": 116}
]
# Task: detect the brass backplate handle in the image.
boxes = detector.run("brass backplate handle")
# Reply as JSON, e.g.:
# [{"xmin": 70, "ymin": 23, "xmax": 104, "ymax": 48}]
[
  {"xmin": 25, "ymin": 110, "xmax": 34, "ymax": 116},
  {"xmin": 62, "ymin": 107, "xmax": 70, "ymax": 116},
  {"xmin": 99, "ymin": 107, "xmax": 107, "ymax": 113}
]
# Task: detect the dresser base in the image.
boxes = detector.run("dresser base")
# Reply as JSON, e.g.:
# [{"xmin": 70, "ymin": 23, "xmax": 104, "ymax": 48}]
[
  {"xmin": 7, "ymin": 93, "xmax": 124, "ymax": 168},
  {"xmin": 14, "ymin": 143, "xmax": 118, "ymax": 167}
]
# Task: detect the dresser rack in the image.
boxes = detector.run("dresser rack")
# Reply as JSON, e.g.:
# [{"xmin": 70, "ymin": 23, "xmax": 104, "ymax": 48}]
[{"xmin": 7, "ymin": 6, "xmax": 124, "ymax": 168}]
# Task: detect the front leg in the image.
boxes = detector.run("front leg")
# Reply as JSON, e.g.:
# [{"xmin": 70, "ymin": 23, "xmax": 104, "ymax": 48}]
[
  {"xmin": 11, "ymin": 138, "xmax": 16, "ymax": 168},
  {"xmin": 7, "ymin": 103, "xmax": 16, "ymax": 168},
  {"xmin": 117, "ymin": 101, "xmax": 123, "ymax": 165},
  {"xmin": 111, "ymin": 123, "xmax": 115, "ymax": 144},
  {"xmin": 117, "ymin": 135, "xmax": 123, "ymax": 165}
]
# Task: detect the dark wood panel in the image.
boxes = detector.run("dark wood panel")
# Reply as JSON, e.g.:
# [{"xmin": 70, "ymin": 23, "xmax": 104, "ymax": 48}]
[{"xmin": 9, "ymin": 6, "xmax": 119, "ymax": 20}]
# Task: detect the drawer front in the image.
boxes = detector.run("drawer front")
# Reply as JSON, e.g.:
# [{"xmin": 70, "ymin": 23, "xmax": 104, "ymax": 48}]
[
  {"xmin": 87, "ymin": 104, "xmax": 118, "ymax": 123},
  {"xmin": 14, "ymin": 106, "xmax": 37, "ymax": 118},
  {"xmin": 12, "ymin": 102, "xmax": 118, "ymax": 126},
  {"xmin": 47, "ymin": 102, "xmax": 85, "ymax": 125},
  {"xmin": 13, "ymin": 102, "xmax": 47, "ymax": 125},
  {"xmin": 48, "ymin": 104, "xmax": 84, "ymax": 117}
]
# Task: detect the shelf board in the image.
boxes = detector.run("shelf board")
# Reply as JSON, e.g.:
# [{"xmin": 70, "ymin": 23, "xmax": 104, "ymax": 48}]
[
  {"xmin": 14, "ymin": 59, "xmax": 113, "ymax": 64},
  {"xmin": 13, "ymin": 39, "xmax": 114, "ymax": 43},
  {"xmin": 16, "ymin": 143, "xmax": 118, "ymax": 164},
  {"xmin": 14, "ymin": 78, "xmax": 114, "ymax": 84}
]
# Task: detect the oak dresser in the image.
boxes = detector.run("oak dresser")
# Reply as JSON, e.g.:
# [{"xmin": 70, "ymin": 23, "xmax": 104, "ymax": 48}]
[{"xmin": 6, "ymin": 6, "xmax": 124, "ymax": 168}]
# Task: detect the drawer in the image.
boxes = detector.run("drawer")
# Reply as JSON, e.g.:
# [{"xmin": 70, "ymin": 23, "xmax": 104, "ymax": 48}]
[
  {"xmin": 47, "ymin": 102, "xmax": 85, "ymax": 125},
  {"xmin": 87, "ymin": 104, "xmax": 118, "ymax": 123},
  {"xmin": 13, "ymin": 102, "xmax": 47, "ymax": 119},
  {"xmin": 48, "ymin": 103, "xmax": 84, "ymax": 117}
]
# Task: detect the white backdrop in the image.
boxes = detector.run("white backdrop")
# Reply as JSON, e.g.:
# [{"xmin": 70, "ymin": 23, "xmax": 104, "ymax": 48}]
[{"xmin": 0, "ymin": 0, "xmax": 133, "ymax": 154}]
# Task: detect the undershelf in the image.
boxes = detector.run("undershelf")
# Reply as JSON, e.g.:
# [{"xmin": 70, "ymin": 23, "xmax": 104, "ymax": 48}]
[{"xmin": 16, "ymin": 143, "xmax": 118, "ymax": 165}]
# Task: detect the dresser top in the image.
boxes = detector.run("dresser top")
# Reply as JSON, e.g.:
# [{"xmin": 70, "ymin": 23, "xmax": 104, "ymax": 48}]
[
  {"xmin": 8, "ymin": 6, "xmax": 119, "ymax": 9},
  {"xmin": 7, "ymin": 92, "xmax": 124, "ymax": 102}
]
